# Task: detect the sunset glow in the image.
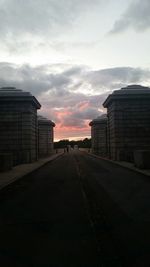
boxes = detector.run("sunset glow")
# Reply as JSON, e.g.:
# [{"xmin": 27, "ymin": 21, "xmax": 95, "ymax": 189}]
[
  {"xmin": 54, "ymin": 122, "xmax": 91, "ymax": 141},
  {"xmin": 0, "ymin": 1, "xmax": 150, "ymax": 140}
]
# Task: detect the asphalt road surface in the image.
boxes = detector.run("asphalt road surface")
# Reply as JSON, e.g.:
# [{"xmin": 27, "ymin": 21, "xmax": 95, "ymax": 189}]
[{"xmin": 0, "ymin": 150, "xmax": 150, "ymax": 267}]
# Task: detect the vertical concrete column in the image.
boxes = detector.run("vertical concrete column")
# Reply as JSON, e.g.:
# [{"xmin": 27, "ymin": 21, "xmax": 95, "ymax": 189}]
[
  {"xmin": 0, "ymin": 87, "xmax": 41, "ymax": 166},
  {"xmin": 103, "ymin": 85, "xmax": 150, "ymax": 162},
  {"xmin": 38, "ymin": 115, "xmax": 55, "ymax": 157},
  {"xmin": 89, "ymin": 114, "xmax": 108, "ymax": 156}
]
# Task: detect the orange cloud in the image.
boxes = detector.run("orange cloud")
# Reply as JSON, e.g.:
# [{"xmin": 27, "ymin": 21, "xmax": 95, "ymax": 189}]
[
  {"xmin": 39, "ymin": 105, "xmax": 93, "ymax": 140},
  {"xmin": 77, "ymin": 101, "xmax": 89, "ymax": 111},
  {"xmin": 54, "ymin": 119, "xmax": 91, "ymax": 141}
]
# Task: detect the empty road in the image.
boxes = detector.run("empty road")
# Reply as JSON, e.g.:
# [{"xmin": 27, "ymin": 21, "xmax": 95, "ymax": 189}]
[{"xmin": 0, "ymin": 150, "xmax": 150, "ymax": 267}]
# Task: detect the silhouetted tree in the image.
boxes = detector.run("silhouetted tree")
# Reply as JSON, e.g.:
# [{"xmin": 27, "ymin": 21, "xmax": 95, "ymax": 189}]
[{"xmin": 54, "ymin": 138, "xmax": 91, "ymax": 149}]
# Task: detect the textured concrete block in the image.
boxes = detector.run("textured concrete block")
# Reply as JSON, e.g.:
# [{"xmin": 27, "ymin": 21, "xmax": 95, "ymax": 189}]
[
  {"xmin": 134, "ymin": 150, "xmax": 150, "ymax": 169},
  {"xmin": 103, "ymin": 85, "xmax": 150, "ymax": 161},
  {"xmin": 38, "ymin": 116, "xmax": 55, "ymax": 157},
  {"xmin": 0, "ymin": 87, "xmax": 41, "ymax": 165},
  {"xmin": 0, "ymin": 153, "xmax": 13, "ymax": 172},
  {"xmin": 89, "ymin": 114, "xmax": 108, "ymax": 156}
]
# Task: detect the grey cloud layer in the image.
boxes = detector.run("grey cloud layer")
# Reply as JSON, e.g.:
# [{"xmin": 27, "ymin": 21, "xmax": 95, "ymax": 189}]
[
  {"xmin": 0, "ymin": 62, "xmax": 149, "ymax": 127},
  {"xmin": 86, "ymin": 67, "xmax": 150, "ymax": 90},
  {"xmin": 0, "ymin": 0, "xmax": 106, "ymax": 55},
  {"xmin": 110, "ymin": 0, "xmax": 150, "ymax": 34},
  {"xmin": 0, "ymin": 0, "xmax": 100, "ymax": 38},
  {"xmin": 61, "ymin": 107, "xmax": 103, "ymax": 128}
]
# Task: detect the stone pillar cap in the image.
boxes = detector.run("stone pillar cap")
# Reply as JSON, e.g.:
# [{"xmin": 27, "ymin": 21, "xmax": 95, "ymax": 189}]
[
  {"xmin": 103, "ymin": 84, "xmax": 150, "ymax": 107},
  {"xmin": 0, "ymin": 87, "xmax": 41, "ymax": 109},
  {"xmin": 89, "ymin": 114, "xmax": 107, "ymax": 126},
  {"xmin": 0, "ymin": 87, "xmax": 32, "ymax": 96},
  {"xmin": 38, "ymin": 115, "xmax": 55, "ymax": 126}
]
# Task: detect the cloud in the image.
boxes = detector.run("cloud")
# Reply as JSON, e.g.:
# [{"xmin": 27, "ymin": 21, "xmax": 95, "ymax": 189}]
[
  {"xmin": 110, "ymin": 0, "xmax": 150, "ymax": 34},
  {"xmin": 0, "ymin": 0, "xmax": 105, "ymax": 57},
  {"xmin": 86, "ymin": 67, "xmax": 150, "ymax": 91},
  {"xmin": 0, "ymin": 62, "xmax": 149, "ymax": 98},
  {"xmin": 59, "ymin": 102, "xmax": 101, "ymax": 128},
  {"xmin": 0, "ymin": 62, "xmax": 150, "ymax": 139},
  {"xmin": 0, "ymin": 0, "xmax": 100, "ymax": 38}
]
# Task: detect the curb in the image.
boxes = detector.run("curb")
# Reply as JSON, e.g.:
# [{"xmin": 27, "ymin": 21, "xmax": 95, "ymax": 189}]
[
  {"xmin": 0, "ymin": 152, "xmax": 64, "ymax": 190},
  {"xmin": 83, "ymin": 151, "xmax": 150, "ymax": 178}
]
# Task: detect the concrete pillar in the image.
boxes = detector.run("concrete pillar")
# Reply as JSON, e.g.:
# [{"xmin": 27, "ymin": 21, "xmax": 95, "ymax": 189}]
[
  {"xmin": 38, "ymin": 115, "xmax": 55, "ymax": 157},
  {"xmin": 103, "ymin": 84, "xmax": 150, "ymax": 162},
  {"xmin": 0, "ymin": 87, "xmax": 41, "ymax": 166},
  {"xmin": 89, "ymin": 114, "xmax": 108, "ymax": 156}
]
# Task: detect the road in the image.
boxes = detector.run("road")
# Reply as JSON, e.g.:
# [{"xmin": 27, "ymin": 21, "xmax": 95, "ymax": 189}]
[{"xmin": 0, "ymin": 150, "xmax": 150, "ymax": 267}]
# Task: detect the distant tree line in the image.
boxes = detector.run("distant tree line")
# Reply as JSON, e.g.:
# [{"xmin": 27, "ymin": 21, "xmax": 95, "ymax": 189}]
[{"xmin": 54, "ymin": 138, "xmax": 91, "ymax": 149}]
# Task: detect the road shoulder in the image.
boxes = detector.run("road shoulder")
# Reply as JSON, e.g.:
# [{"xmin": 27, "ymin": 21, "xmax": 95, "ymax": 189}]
[{"xmin": 0, "ymin": 152, "xmax": 64, "ymax": 190}]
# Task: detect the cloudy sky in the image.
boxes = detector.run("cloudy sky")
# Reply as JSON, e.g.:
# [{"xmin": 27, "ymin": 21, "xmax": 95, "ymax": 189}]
[{"xmin": 0, "ymin": 0, "xmax": 150, "ymax": 140}]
